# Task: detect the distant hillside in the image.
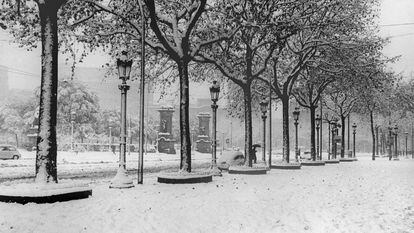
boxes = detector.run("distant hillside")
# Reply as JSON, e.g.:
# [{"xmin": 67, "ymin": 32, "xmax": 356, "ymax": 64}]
[{"xmin": 59, "ymin": 65, "xmax": 213, "ymax": 112}]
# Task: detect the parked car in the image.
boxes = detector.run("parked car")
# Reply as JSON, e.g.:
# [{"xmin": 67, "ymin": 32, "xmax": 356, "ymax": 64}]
[{"xmin": 0, "ymin": 145, "xmax": 21, "ymax": 160}]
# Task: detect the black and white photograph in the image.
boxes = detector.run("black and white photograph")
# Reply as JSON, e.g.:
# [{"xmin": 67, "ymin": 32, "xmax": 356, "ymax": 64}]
[{"xmin": 0, "ymin": 0, "xmax": 413, "ymax": 232}]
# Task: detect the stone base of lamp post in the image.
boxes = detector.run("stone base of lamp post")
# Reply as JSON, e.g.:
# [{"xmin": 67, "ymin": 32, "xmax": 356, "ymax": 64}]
[
  {"xmin": 157, "ymin": 172, "xmax": 213, "ymax": 184},
  {"xmin": 0, "ymin": 181, "xmax": 92, "ymax": 204},
  {"xmin": 228, "ymin": 165, "xmax": 268, "ymax": 175},
  {"xmin": 109, "ymin": 167, "xmax": 134, "ymax": 189},
  {"xmin": 209, "ymin": 164, "xmax": 222, "ymax": 176},
  {"xmin": 301, "ymin": 160, "xmax": 326, "ymax": 166},
  {"xmin": 270, "ymin": 162, "xmax": 302, "ymax": 170}
]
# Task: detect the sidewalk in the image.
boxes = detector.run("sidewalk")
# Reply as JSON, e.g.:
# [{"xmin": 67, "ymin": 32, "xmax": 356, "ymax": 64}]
[{"xmin": 1, "ymin": 156, "xmax": 413, "ymax": 233}]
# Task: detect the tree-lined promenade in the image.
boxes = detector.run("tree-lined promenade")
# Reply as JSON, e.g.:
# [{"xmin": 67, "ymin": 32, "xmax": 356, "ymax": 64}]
[{"xmin": 0, "ymin": 0, "xmax": 413, "ymax": 186}]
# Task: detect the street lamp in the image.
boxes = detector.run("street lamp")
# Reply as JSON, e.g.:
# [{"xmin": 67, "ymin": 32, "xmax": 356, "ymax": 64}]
[
  {"xmin": 70, "ymin": 111, "xmax": 76, "ymax": 151},
  {"xmin": 109, "ymin": 126, "xmax": 112, "ymax": 152},
  {"xmin": 388, "ymin": 125, "xmax": 393, "ymax": 160},
  {"xmin": 329, "ymin": 121, "xmax": 334, "ymax": 160},
  {"xmin": 327, "ymin": 118, "xmax": 331, "ymax": 160},
  {"xmin": 110, "ymin": 51, "xmax": 134, "ymax": 189},
  {"xmin": 332, "ymin": 118, "xmax": 339, "ymax": 159},
  {"xmin": 394, "ymin": 125, "xmax": 398, "ymax": 159},
  {"xmin": 315, "ymin": 114, "xmax": 321, "ymax": 161},
  {"xmin": 293, "ymin": 107, "xmax": 300, "ymax": 162},
  {"xmin": 209, "ymin": 80, "xmax": 221, "ymax": 176},
  {"xmin": 260, "ymin": 98, "xmax": 269, "ymax": 167},
  {"xmin": 352, "ymin": 123, "xmax": 357, "ymax": 159}
]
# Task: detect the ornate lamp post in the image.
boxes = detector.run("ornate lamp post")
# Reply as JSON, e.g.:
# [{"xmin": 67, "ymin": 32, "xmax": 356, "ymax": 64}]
[
  {"xmin": 327, "ymin": 118, "xmax": 331, "ymax": 160},
  {"xmin": 394, "ymin": 125, "xmax": 398, "ymax": 159},
  {"xmin": 337, "ymin": 123, "xmax": 341, "ymax": 158},
  {"xmin": 260, "ymin": 98, "xmax": 269, "ymax": 167},
  {"xmin": 388, "ymin": 125, "xmax": 393, "ymax": 160},
  {"xmin": 332, "ymin": 118, "xmax": 339, "ymax": 159},
  {"xmin": 293, "ymin": 107, "xmax": 300, "ymax": 162},
  {"xmin": 108, "ymin": 126, "xmax": 112, "ymax": 152},
  {"xmin": 315, "ymin": 114, "xmax": 321, "ymax": 160},
  {"xmin": 70, "ymin": 111, "xmax": 76, "ymax": 151},
  {"xmin": 352, "ymin": 123, "xmax": 357, "ymax": 159},
  {"xmin": 209, "ymin": 80, "xmax": 221, "ymax": 176},
  {"xmin": 110, "ymin": 51, "xmax": 134, "ymax": 189}
]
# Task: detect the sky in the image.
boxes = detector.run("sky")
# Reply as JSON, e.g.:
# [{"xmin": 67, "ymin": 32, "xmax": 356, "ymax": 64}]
[
  {"xmin": 0, "ymin": 0, "xmax": 413, "ymax": 91},
  {"xmin": 379, "ymin": 0, "xmax": 414, "ymax": 77}
]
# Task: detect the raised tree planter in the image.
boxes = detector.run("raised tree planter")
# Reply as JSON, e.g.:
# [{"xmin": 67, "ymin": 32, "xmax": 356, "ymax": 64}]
[
  {"xmin": 301, "ymin": 160, "xmax": 326, "ymax": 166},
  {"xmin": 157, "ymin": 172, "xmax": 213, "ymax": 184},
  {"xmin": 218, "ymin": 166, "xmax": 229, "ymax": 171},
  {"xmin": 270, "ymin": 162, "xmax": 302, "ymax": 170},
  {"xmin": 339, "ymin": 158, "xmax": 356, "ymax": 162},
  {"xmin": 325, "ymin": 159, "xmax": 340, "ymax": 164},
  {"xmin": 228, "ymin": 165, "xmax": 268, "ymax": 175},
  {"xmin": 0, "ymin": 182, "xmax": 92, "ymax": 204}
]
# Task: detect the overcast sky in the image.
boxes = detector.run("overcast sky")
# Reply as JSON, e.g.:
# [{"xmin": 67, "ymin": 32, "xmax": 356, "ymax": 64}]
[
  {"xmin": 379, "ymin": 0, "xmax": 414, "ymax": 77},
  {"xmin": 1, "ymin": 0, "xmax": 413, "ymax": 90}
]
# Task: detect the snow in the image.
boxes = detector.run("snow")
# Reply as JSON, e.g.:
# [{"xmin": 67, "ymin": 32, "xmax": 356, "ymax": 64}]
[
  {"xmin": 0, "ymin": 180, "xmax": 91, "ymax": 197},
  {"xmin": 0, "ymin": 154, "xmax": 413, "ymax": 233},
  {"xmin": 0, "ymin": 150, "xmax": 213, "ymax": 181},
  {"xmin": 109, "ymin": 167, "xmax": 134, "ymax": 189}
]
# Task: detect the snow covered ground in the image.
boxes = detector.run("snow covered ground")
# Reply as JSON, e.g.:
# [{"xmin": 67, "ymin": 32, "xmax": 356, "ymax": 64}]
[
  {"xmin": 0, "ymin": 150, "xmax": 213, "ymax": 181},
  {"xmin": 0, "ymin": 153, "xmax": 413, "ymax": 233}
]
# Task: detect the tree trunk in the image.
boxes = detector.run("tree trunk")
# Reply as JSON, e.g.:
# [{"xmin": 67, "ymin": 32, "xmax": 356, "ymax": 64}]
[
  {"xmin": 375, "ymin": 126, "xmax": 379, "ymax": 156},
  {"xmin": 340, "ymin": 115, "xmax": 345, "ymax": 158},
  {"xmin": 328, "ymin": 122, "xmax": 331, "ymax": 160},
  {"xmin": 35, "ymin": 3, "xmax": 59, "ymax": 183},
  {"xmin": 347, "ymin": 115, "xmax": 350, "ymax": 150},
  {"xmin": 319, "ymin": 99, "xmax": 323, "ymax": 160},
  {"xmin": 310, "ymin": 106, "xmax": 316, "ymax": 161},
  {"xmin": 178, "ymin": 62, "xmax": 192, "ymax": 172},
  {"xmin": 282, "ymin": 96, "xmax": 290, "ymax": 163},
  {"xmin": 370, "ymin": 110, "xmax": 375, "ymax": 160},
  {"xmin": 379, "ymin": 129, "xmax": 383, "ymax": 155},
  {"xmin": 242, "ymin": 86, "xmax": 253, "ymax": 167}
]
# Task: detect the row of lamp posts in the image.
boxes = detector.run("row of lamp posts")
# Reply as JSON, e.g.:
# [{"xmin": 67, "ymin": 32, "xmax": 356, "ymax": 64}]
[
  {"xmin": 108, "ymin": 55, "xmax": 408, "ymax": 186},
  {"xmin": 387, "ymin": 125, "xmax": 400, "ymax": 160},
  {"xmin": 386, "ymin": 125, "xmax": 412, "ymax": 159},
  {"xmin": 291, "ymin": 112, "xmax": 358, "ymax": 161},
  {"xmin": 109, "ymin": 48, "xmax": 368, "ymax": 187},
  {"xmin": 208, "ymin": 83, "xmax": 270, "ymax": 170}
]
